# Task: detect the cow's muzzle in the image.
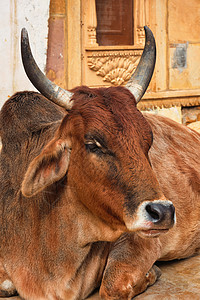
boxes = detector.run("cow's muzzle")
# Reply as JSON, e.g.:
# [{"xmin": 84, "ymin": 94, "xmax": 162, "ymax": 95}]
[{"xmin": 124, "ymin": 199, "xmax": 176, "ymax": 237}]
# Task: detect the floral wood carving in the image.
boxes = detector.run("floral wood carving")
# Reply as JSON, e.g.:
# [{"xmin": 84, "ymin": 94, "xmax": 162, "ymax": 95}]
[{"xmin": 87, "ymin": 51, "xmax": 143, "ymax": 85}]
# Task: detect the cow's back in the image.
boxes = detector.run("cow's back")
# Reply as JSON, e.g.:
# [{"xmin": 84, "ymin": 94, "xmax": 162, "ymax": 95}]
[{"xmin": 144, "ymin": 113, "xmax": 200, "ymax": 259}]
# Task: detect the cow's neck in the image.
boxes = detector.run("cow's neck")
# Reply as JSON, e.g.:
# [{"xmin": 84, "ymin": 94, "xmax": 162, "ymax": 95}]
[{"xmin": 38, "ymin": 186, "xmax": 118, "ymax": 299}]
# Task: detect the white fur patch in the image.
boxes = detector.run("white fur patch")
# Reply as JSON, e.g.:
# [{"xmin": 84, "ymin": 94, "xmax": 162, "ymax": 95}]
[{"xmin": 0, "ymin": 279, "xmax": 15, "ymax": 291}]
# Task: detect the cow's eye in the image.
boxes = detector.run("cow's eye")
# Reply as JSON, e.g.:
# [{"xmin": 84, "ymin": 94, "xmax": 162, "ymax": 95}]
[
  {"xmin": 88, "ymin": 93, "xmax": 95, "ymax": 98},
  {"xmin": 85, "ymin": 140, "xmax": 103, "ymax": 155}
]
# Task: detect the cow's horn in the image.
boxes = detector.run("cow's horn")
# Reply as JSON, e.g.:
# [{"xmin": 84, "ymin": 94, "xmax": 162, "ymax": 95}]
[
  {"xmin": 126, "ymin": 26, "xmax": 156, "ymax": 103},
  {"xmin": 21, "ymin": 28, "xmax": 74, "ymax": 110}
]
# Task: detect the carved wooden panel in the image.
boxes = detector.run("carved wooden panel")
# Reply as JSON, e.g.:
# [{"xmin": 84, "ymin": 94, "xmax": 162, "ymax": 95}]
[{"xmin": 87, "ymin": 50, "xmax": 142, "ymax": 85}]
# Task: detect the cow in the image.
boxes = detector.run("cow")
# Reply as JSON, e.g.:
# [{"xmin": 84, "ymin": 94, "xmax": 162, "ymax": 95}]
[{"xmin": 0, "ymin": 26, "xmax": 199, "ymax": 300}]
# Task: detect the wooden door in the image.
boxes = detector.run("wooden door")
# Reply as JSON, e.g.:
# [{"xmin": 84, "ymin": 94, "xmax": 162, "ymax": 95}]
[{"xmin": 96, "ymin": 0, "xmax": 134, "ymax": 45}]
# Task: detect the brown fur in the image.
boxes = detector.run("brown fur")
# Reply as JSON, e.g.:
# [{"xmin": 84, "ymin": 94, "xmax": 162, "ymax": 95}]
[{"xmin": 0, "ymin": 87, "xmax": 199, "ymax": 299}]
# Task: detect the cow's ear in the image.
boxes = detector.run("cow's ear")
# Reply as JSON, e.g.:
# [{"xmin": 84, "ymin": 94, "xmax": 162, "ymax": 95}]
[{"xmin": 21, "ymin": 139, "xmax": 71, "ymax": 197}]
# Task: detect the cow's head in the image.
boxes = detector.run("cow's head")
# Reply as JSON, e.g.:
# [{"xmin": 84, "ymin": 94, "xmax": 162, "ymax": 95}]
[{"xmin": 20, "ymin": 27, "xmax": 175, "ymax": 240}]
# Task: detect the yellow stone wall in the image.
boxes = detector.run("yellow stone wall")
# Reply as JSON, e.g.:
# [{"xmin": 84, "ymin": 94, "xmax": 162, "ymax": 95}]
[
  {"xmin": 143, "ymin": 0, "xmax": 200, "ymax": 123},
  {"xmin": 168, "ymin": 0, "xmax": 200, "ymax": 91}
]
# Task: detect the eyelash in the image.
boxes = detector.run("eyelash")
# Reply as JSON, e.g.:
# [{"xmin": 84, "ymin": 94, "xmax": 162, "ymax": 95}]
[
  {"xmin": 85, "ymin": 141, "xmax": 103, "ymax": 154},
  {"xmin": 85, "ymin": 140, "xmax": 114, "ymax": 158}
]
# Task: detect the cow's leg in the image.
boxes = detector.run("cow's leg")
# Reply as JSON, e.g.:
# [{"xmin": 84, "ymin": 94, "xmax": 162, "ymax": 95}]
[
  {"xmin": 0, "ymin": 262, "xmax": 17, "ymax": 297},
  {"xmin": 100, "ymin": 233, "xmax": 162, "ymax": 300}
]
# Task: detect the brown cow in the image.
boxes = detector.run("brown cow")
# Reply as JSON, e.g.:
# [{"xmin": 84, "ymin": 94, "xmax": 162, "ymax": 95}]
[{"xmin": 0, "ymin": 26, "xmax": 199, "ymax": 300}]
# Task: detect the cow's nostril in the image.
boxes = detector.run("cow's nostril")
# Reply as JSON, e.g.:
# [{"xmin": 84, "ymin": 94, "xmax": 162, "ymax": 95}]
[
  {"xmin": 146, "ymin": 204, "xmax": 162, "ymax": 222},
  {"xmin": 145, "ymin": 202, "xmax": 175, "ymax": 227}
]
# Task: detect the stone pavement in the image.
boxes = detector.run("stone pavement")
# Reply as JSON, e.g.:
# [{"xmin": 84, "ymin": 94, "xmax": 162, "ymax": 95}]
[{"xmin": 1, "ymin": 254, "xmax": 200, "ymax": 300}]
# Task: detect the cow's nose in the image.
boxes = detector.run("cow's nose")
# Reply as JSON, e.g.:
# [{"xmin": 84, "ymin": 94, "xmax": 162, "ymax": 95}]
[{"xmin": 145, "ymin": 202, "xmax": 175, "ymax": 227}]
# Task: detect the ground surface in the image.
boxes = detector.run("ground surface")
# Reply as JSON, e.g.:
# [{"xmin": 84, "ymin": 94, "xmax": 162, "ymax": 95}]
[{"xmin": 1, "ymin": 254, "xmax": 200, "ymax": 299}]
